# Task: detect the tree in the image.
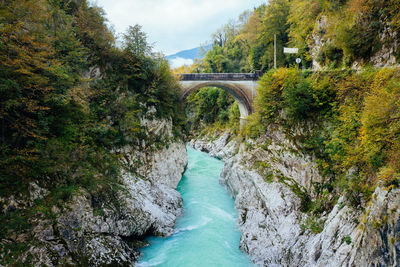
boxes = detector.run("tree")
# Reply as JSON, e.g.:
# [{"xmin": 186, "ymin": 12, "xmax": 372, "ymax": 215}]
[
  {"xmin": 123, "ymin": 24, "xmax": 152, "ymax": 56},
  {"xmin": 250, "ymin": 0, "xmax": 291, "ymax": 71},
  {"xmin": 287, "ymin": 0, "xmax": 322, "ymax": 63}
]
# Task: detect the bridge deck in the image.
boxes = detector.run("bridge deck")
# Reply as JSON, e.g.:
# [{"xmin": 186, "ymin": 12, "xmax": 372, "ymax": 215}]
[{"xmin": 179, "ymin": 72, "xmax": 261, "ymax": 81}]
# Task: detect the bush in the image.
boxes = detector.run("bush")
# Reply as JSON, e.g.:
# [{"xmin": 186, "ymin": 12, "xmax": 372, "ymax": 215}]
[
  {"xmin": 283, "ymin": 79, "xmax": 314, "ymax": 121},
  {"xmin": 254, "ymin": 68, "xmax": 323, "ymax": 126},
  {"xmin": 343, "ymin": 235, "xmax": 352, "ymax": 245}
]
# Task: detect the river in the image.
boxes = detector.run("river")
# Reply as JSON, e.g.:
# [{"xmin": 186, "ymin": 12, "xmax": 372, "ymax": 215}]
[{"xmin": 137, "ymin": 146, "xmax": 254, "ymax": 267}]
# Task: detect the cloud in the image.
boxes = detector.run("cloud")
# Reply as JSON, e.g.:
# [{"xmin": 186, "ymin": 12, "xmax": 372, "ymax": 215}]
[
  {"xmin": 169, "ymin": 57, "xmax": 194, "ymax": 69},
  {"xmin": 95, "ymin": 0, "xmax": 265, "ymax": 54}
]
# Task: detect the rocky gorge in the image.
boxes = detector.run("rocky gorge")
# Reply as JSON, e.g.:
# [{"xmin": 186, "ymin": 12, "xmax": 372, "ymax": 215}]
[
  {"xmin": 190, "ymin": 130, "xmax": 400, "ymax": 266},
  {"xmin": 3, "ymin": 0, "xmax": 400, "ymax": 266}
]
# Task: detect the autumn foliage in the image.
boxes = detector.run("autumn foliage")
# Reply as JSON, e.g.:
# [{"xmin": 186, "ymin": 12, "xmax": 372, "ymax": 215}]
[{"xmin": 0, "ymin": 0, "xmax": 184, "ymax": 197}]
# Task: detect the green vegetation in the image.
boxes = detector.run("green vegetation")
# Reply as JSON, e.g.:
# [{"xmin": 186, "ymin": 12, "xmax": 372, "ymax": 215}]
[
  {"xmin": 189, "ymin": 0, "xmax": 400, "ymax": 72},
  {"xmin": 185, "ymin": 87, "xmax": 240, "ymax": 134},
  {"xmin": 343, "ymin": 235, "xmax": 352, "ymax": 245},
  {"xmin": 0, "ymin": 0, "xmax": 184, "ymax": 261},
  {"xmin": 0, "ymin": 0, "xmax": 184, "ymax": 194},
  {"xmin": 301, "ymin": 215, "xmax": 325, "ymax": 234}
]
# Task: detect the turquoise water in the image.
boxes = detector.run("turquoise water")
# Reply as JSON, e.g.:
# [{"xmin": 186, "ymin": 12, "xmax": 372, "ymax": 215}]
[{"xmin": 137, "ymin": 147, "xmax": 254, "ymax": 267}]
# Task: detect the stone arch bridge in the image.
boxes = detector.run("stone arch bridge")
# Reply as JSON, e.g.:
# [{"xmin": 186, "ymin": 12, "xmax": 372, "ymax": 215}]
[{"xmin": 178, "ymin": 72, "xmax": 261, "ymax": 123}]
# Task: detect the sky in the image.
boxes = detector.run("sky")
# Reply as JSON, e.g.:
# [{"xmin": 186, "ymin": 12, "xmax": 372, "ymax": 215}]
[{"xmin": 95, "ymin": 0, "xmax": 266, "ymax": 56}]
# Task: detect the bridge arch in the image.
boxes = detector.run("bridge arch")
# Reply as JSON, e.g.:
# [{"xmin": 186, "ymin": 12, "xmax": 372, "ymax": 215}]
[
  {"xmin": 178, "ymin": 73, "xmax": 260, "ymax": 124},
  {"xmin": 180, "ymin": 81, "xmax": 253, "ymax": 121}
]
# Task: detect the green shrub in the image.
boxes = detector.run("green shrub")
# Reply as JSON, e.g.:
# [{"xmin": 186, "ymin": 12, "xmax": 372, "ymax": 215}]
[
  {"xmin": 283, "ymin": 79, "xmax": 314, "ymax": 121},
  {"xmin": 301, "ymin": 215, "xmax": 325, "ymax": 234},
  {"xmin": 343, "ymin": 235, "xmax": 352, "ymax": 245}
]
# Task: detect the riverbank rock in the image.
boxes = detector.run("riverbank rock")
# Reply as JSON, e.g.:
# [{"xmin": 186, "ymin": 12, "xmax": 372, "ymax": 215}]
[
  {"xmin": 190, "ymin": 130, "xmax": 400, "ymax": 266},
  {"xmin": 2, "ymin": 117, "xmax": 188, "ymax": 266}
]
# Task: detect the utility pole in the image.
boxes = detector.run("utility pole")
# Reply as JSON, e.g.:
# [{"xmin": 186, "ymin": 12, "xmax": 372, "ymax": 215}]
[{"xmin": 274, "ymin": 34, "xmax": 277, "ymax": 69}]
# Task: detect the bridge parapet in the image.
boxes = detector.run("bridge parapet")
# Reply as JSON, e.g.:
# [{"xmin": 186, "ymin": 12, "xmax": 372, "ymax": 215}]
[{"xmin": 179, "ymin": 72, "xmax": 261, "ymax": 81}]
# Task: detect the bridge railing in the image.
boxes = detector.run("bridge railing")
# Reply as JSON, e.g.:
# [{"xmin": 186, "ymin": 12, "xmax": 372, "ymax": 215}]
[{"xmin": 178, "ymin": 71, "xmax": 262, "ymax": 81}]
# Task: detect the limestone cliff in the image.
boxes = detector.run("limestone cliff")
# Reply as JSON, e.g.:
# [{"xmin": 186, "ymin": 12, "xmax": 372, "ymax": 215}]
[
  {"xmin": 1, "ymin": 118, "xmax": 188, "ymax": 266},
  {"xmin": 190, "ymin": 131, "xmax": 399, "ymax": 266},
  {"xmin": 310, "ymin": 15, "xmax": 400, "ymax": 70}
]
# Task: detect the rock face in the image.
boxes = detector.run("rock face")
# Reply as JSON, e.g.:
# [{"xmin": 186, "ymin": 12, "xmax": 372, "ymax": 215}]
[
  {"xmin": 190, "ymin": 131, "xmax": 400, "ymax": 266},
  {"xmin": 309, "ymin": 15, "xmax": 399, "ymax": 69},
  {"xmin": 7, "ymin": 117, "xmax": 188, "ymax": 266},
  {"xmin": 310, "ymin": 15, "xmax": 328, "ymax": 71},
  {"xmin": 370, "ymin": 24, "xmax": 399, "ymax": 68}
]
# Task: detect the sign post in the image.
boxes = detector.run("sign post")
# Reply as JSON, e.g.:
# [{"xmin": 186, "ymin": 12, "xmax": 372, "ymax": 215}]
[
  {"xmin": 284, "ymin": 47, "xmax": 300, "ymax": 68},
  {"xmin": 283, "ymin": 47, "xmax": 299, "ymax": 54},
  {"xmin": 274, "ymin": 34, "xmax": 277, "ymax": 69},
  {"xmin": 295, "ymin": 58, "xmax": 301, "ymax": 69}
]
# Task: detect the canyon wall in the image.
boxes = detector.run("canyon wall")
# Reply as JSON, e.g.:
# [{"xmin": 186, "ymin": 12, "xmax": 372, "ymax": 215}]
[
  {"xmin": 1, "ymin": 118, "xmax": 188, "ymax": 266},
  {"xmin": 190, "ymin": 131, "xmax": 399, "ymax": 266}
]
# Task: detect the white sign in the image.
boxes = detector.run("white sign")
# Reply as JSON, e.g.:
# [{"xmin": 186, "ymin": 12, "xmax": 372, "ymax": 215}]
[
  {"xmin": 296, "ymin": 58, "xmax": 301, "ymax": 64},
  {"xmin": 284, "ymin": 47, "xmax": 299, "ymax": 54}
]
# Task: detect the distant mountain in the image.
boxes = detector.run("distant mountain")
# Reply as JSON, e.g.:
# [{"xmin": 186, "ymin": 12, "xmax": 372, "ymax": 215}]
[
  {"xmin": 167, "ymin": 44, "xmax": 212, "ymax": 68},
  {"xmin": 167, "ymin": 44, "xmax": 212, "ymax": 61}
]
